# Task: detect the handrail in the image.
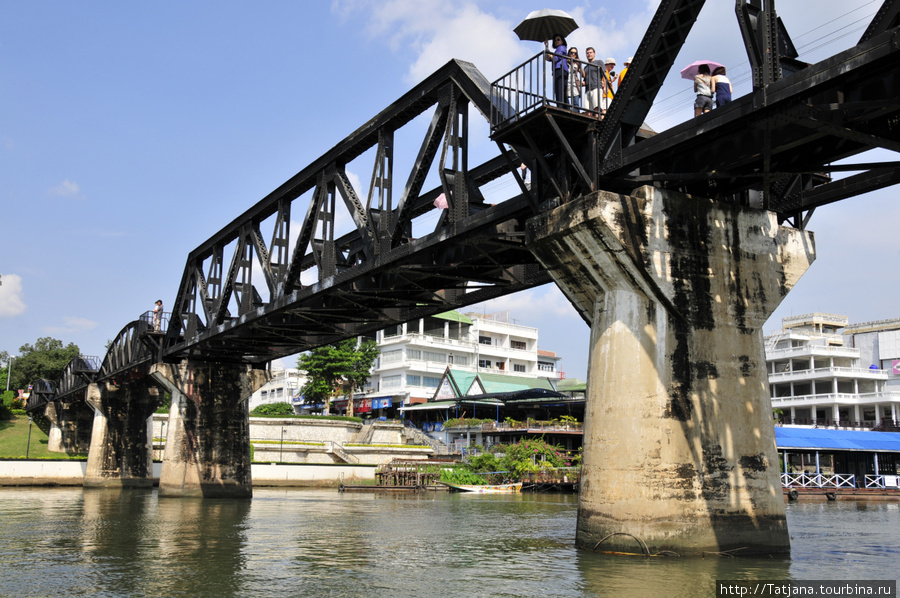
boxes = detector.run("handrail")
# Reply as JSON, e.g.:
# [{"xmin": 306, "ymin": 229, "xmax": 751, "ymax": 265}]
[
  {"xmin": 490, "ymin": 51, "xmax": 615, "ymax": 130},
  {"xmin": 781, "ymin": 472, "xmax": 855, "ymax": 488}
]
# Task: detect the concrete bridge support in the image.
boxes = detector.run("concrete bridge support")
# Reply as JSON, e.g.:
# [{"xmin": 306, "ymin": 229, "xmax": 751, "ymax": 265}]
[
  {"xmin": 527, "ymin": 186, "xmax": 814, "ymax": 555},
  {"xmin": 45, "ymin": 400, "xmax": 93, "ymax": 454},
  {"xmin": 84, "ymin": 379, "xmax": 161, "ymax": 488},
  {"xmin": 151, "ymin": 361, "xmax": 268, "ymax": 499}
]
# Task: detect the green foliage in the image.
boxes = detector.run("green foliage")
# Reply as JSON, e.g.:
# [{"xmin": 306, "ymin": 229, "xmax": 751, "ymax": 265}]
[
  {"xmin": 496, "ymin": 438, "xmax": 569, "ymax": 477},
  {"xmin": 466, "ymin": 452, "xmax": 501, "ymax": 473},
  {"xmin": 251, "ymin": 402, "xmax": 295, "ymax": 416},
  {"xmin": 297, "ymin": 339, "xmax": 379, "ymax": 414},
  {"xmin": 1, "ymin": 390, "xmax": 16, "ymax": 420},
  {"xmin": 444, "ymin": 417, "xmax": 494, "ymax": 429},
  {"xmin": 6, "ymin": 337, "xmax": 80, "ymax": 392},
  {"xmin": 440, "ymin": 467, "xmax": 490, "ymax": 485}
]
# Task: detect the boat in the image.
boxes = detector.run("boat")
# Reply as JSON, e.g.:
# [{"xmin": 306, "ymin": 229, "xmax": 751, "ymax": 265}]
[{"xmin": 442, "ymin": 482, "xmax": 522, "ymax": 493}]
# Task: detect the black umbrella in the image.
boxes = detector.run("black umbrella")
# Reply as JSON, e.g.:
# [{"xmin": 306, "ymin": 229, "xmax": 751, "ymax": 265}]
[{"xmin": 513, "ymin": 8, "xmax": 579, "ymax": 43}]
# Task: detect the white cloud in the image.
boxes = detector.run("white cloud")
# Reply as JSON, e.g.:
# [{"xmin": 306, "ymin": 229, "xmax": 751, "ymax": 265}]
[
  {"xmin": 0, "ymin": 274, "xmax": 26, "ymax": 317},
  {"xmin": 469, "ymin": 285, "xmax": 582, "ymax": 323},
  {"xmin": 48, "ymin": 179, "xmax": 81, "ymax": 197},
  {"xmin": 343, "ymin": 0, "xmax": 530, "ymax": 84},
  {"xmin": 42, "ymin": 316, "xmax": 99, "ymax": 335}
]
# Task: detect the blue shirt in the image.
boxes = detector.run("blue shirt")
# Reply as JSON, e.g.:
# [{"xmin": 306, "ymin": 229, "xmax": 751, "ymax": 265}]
[{"xmin": 554, "ymin": 45, "xmax": 569, "ymax": 72}]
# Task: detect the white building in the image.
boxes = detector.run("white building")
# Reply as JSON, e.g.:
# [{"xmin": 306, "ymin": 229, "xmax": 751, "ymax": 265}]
[
  {"xmin": 361, "ymin": 310, "xmax": 563, "ymax": 408},
  {"xmin": 766, "ymin": 313, "xmax": 900, "ymax": 428},
  {"xmin": 248, "ymin": 368, "xmax": 307, "ymax": 412}
]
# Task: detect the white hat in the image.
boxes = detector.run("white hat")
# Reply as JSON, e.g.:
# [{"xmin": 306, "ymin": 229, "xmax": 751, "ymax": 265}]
[
  {"xmin": 605, "ymin": 57, "xmax": 616, "ymax": 64},
  {"xmin": 625, "ymin": 56, "xmax": 634, "ymax": 64}
]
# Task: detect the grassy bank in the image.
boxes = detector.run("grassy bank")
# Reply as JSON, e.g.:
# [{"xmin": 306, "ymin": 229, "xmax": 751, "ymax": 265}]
[{"xmin": 0, "ymin": 415, "xmax": 86, "ymax": 460}]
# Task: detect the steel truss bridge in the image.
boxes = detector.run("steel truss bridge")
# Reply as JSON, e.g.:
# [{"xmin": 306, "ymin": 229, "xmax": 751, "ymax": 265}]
[{"xmin": 26, "ymin": 0, "xmax": 900, "ymax": 414}]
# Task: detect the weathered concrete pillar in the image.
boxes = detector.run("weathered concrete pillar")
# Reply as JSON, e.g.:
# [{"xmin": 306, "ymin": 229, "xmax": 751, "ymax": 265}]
[
  {"xmin": 84, "ymin": 379, "xmax": 161, "ymax": 488},
  {"xmin": 45, "ymin": 402, "xmax": 64, "ymax": 453},
  {"xmin": 526, "ymin": 186, "xmax": 815, "ymax": 555},
  {"xmin": 150, "ymin": 361, "xmax": 267, "ymax": 499},
  {"xmin": 45, "ymin": 399, "xmax": 94, "ymax": 454}
]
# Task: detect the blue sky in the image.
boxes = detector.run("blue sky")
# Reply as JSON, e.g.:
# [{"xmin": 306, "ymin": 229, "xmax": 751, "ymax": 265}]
[{"xmin": 2, "ymin": 0, "xmax": 896, "ymax": 381}]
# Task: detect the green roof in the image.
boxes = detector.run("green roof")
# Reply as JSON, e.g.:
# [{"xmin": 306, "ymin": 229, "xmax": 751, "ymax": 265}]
[
  {"xmin": 447, "ymin": 369, "xmax": 478, "ymax": 396},
  {"xmin": 431, "ymin": 310, "xmax": 473, "ymax": 325},
  {"xmin": 469, "ymin": 372, "xmax": 555, "ymax": 394}
]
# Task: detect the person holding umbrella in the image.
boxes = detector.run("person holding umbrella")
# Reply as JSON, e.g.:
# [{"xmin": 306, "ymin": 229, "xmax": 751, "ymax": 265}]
[
  {"xmin": 544, "ymin": 34, "xmax": 569, "ymax": 107},
  {"xmin": 680, "ymin": 60, "xmax": 723, "ymax": 117},
  {"xmin": 513, "ymin": 9, "xmax": 579, "ymax": 108},
  {"xmin": 693, "ymin": 64, "xmax": 714, "ymax": 116}
]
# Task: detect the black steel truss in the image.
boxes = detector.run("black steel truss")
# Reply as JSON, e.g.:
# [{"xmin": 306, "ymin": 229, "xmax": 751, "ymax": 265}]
[
  {"xmin": 160, "ymin": 59, "xmax": 547, "ymax": 366},
  {"xmin": 37, "ymin": 0, "xmax": 897, "ymax": 387}
]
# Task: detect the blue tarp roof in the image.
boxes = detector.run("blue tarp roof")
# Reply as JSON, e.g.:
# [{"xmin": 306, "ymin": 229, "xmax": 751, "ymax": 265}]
[{"xmin": 775, "ymin": 427, "xmax": 900, "ymax": 452}]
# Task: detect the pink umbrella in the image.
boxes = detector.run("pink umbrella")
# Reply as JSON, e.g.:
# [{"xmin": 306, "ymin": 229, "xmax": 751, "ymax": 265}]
[{"xmin": 680, "ymin": 60, "xmax": 725, "ymax": 80}]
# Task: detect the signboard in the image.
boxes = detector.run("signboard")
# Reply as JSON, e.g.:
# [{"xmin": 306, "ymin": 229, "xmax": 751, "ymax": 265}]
[{"xmin": 893, "ymin": 360, "xmax": 900, "ymax": 375}]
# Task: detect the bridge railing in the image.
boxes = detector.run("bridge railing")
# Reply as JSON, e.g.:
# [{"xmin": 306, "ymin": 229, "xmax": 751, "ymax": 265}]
[
  {"xmin": 781, "ymin": 472, "xmax": 856, "ymax": 488},
  {"xmin": 490, "ymin": 51, "xmax": 614, "ymax": 131},
  {"xmin": 140, "ymin": 310, "xmax": 171, "ymax": 334}
]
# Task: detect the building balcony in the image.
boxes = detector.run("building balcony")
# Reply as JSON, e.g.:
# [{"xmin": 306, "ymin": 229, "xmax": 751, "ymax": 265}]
[
  {"xmin": 768, "ymin": 366, "xmax": 888, "ymax": 383},
  {"xmin": 766, "ymin": 344, "xmax": 859, "ymax": 360},
  {"xmin": 770, "ymin": 391, "xmax": 900, "ymax": 408}
]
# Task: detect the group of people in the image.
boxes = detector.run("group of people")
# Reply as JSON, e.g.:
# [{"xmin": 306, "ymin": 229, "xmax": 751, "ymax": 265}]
[
  {"xmin": 545, "ymin": 34, "xmax": 629, "ymax": 118},
  {"xmin": 693, "ymin": 64, "xmax": 732, "ymax": 116}
]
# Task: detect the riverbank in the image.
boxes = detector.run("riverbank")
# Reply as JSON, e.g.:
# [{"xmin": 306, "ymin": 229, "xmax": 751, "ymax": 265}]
[{"xmin": 0, "ymin": 459, "xmax": 376, "ymax": 487}]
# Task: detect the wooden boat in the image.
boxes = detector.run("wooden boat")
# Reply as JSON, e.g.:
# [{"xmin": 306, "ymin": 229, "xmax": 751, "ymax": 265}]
[{"xmin": 442, "ymin": 482, "xmax": 522, "ymax": 493}]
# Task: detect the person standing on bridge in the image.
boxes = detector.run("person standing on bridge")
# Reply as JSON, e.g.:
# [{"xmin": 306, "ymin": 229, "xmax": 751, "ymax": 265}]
[
  {"xmin": 583, "ymin": 47, "xmax": 603, "ymax": 118},
  {"xmin": 693, "ymin": 64, "xmax": 714, "ymax": 116},
  {"xmin": 600, "ymin": 57, "xmax": 616, "ymax": 118},
  {"xmin": 712, "ymin": 66, "xmax": 732, "ymax": 107},
  {"xmin": 152, "ymin": 299, "xmax": 163, "ymax": 331},
  {"xmin": 545, "ymin": 34, "xmax": 568, "ymax": 107}
]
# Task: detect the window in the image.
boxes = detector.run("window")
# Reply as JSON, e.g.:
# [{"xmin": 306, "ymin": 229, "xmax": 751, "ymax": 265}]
[
  {"xmin": 479, "ymin": 336, "xmax": 492, "ymax": 345},
  {"xmin": 382, "ymin": 375, "xmax": 402, "ymax": 389},
  {"xmin": 538, "ymin": 361, "xmax": 555, "ymax": 372},
  {"xmin": 511, "ymin": 340, "xmax": 527, "ymax": 350},
  {"xmin": 454, "ymin": 355, "xmax": 469, "ymax": 367},
  {"xmin": 406, "ymin": 349, "xmax": 421, "ymax": 360},
  {"xmin": 423, "ymin": 376, "xmax": 441, "ymax": 388},
  {"xmin": 514, "ymin": 364, "xmax": 526, "ymax": 373},
  {"xmin": 381, "ymin": 349, "xmax": 402, "ymax": 364},
  {"xmin": 383, "ymin": 324, "xmax": 403, "ymax": 338},
  {"xmin": 424, "ymin": 351, "xmax": 445, "ymax": 363},
  {"xmin": 406, "ymin": 375, "xmax": 421, "ymax": 386},
  {"xmin": 479, "ymin": 359, "xmax": 492, "ymax": 368},
  {"xmin": 261, "ymin": 390, "xmax": 268, "ymax": 399}
]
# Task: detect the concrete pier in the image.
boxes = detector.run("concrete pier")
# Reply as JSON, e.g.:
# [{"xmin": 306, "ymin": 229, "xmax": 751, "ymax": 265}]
[
  {"xmin": 527, "ymin": 186, "xmax": 814, "ymax": 555},
  {"xmin": 45, "ymin": 400, "xmax": 93, "ymax": 454},
  {"xmin": 83, "ymin": 379, "xmax": 160, "ymax": 488},
  {"xmin": 151, "ymin": 361, "xmax": 267, "ymax": 499}
]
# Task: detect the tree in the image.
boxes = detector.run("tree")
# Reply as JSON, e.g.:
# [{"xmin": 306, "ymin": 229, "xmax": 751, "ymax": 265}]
[
  {"xmin": 297, "ymin": 339, "xmax": 379, "ymax": 416},
  {"xmin": 0, "ymin": 350, "xmax": 9, "ymax": 392},
  {"xmin": 8, "ymin": 337, "xmax": 80, "ymax": 392}
]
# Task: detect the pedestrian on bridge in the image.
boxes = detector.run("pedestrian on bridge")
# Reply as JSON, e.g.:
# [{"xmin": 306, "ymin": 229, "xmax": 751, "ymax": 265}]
[
  {"xmin": 152, "ymin": 299, "xmax": 163, "ymax": 331},
  {"xmin": 545, "ymin": 34, "xmax": 569, "ymax": 107}
]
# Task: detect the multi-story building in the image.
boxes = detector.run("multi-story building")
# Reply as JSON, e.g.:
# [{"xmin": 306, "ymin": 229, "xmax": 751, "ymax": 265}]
[
  {"xmin": 766, "ymin": 313, "xmax": 900, "ymax": 428},
  {"xmin": 248, "ymin": 368, "xmax": 307, "ymax": 412},
  {"xmin": 361, "ymin": 310, "xmax": 563, "ymax": 410}
]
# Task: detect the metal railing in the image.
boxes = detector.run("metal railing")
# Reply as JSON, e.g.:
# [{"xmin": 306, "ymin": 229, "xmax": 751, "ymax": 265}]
[
  {"xmin": 865, "ymin": 474, "xmax": 900, "ymax": 489},
  {"xmin": 490, "ymin": 51, "xmax": 614, "ymax": 130},
  {"xmin": 781, "ymin": 472, "xmax": 856, "ymax": 488},
  {"xmin": 140, "ymin": 310, "xmax": 171, "ymax": 333}
]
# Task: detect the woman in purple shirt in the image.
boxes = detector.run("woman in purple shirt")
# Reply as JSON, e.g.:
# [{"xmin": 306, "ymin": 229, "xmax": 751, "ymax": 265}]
[{"xmin": 544, "ymin": 34, "xmax": 568, "ymax": 107}]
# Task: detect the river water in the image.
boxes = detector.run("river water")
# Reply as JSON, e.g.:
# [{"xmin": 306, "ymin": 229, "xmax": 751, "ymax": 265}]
[{"xmin": 1, "ymin": 488, "xmax": 897, "ymax": 597}]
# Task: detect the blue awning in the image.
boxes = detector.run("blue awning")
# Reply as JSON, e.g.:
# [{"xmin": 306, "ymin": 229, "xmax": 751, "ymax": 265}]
[{"xmin": 775, "ymin": 427, "xmax": 900, "ymax": 452}]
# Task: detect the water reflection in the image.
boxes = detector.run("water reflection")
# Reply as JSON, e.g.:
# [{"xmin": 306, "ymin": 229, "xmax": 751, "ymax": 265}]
[{"xmin": 0, "ymin": 489, "xmax": 897, "ymax": 598}]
